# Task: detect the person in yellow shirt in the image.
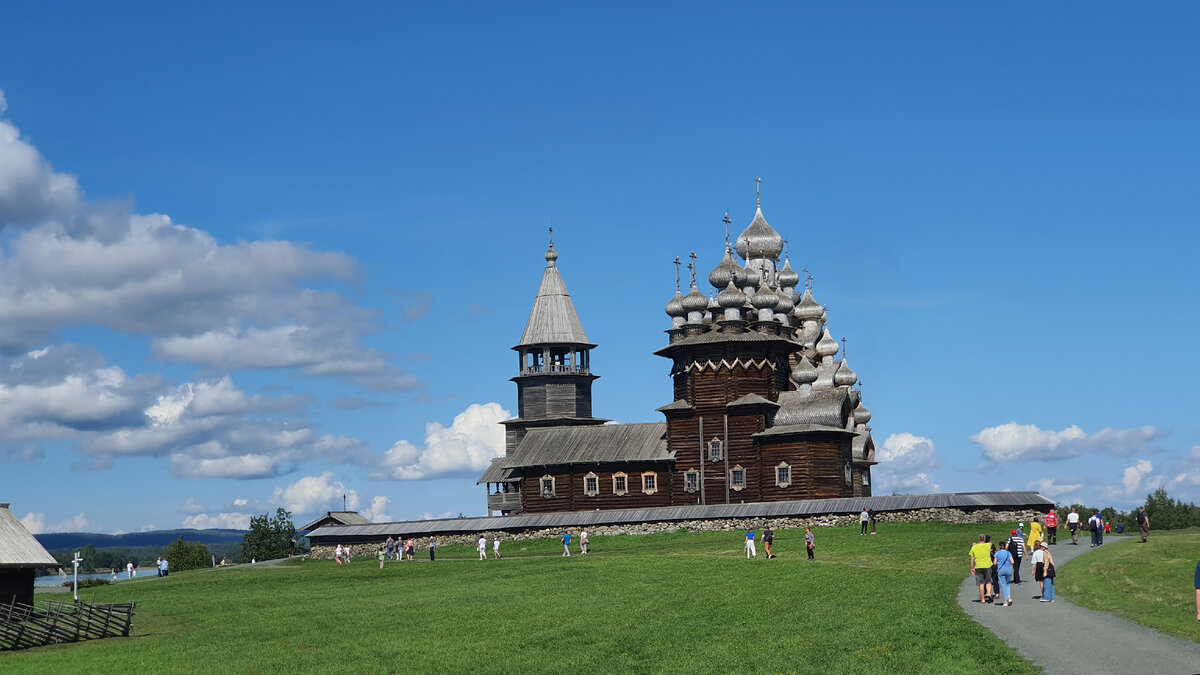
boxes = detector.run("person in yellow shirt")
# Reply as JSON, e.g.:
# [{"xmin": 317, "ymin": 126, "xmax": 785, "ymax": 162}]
[
  {"xmin": 968, "ymin": 534, "xmax": 994, "ymax": 603},
  {"xmin": 1027, "ymin": 517, "xmax": 1044, "ymax": 551}
]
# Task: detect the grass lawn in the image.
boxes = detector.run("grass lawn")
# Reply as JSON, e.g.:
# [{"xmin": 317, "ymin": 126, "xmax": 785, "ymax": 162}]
[
  {"xmin": 2, "ymin": 523, "xmax": 1038, "ymax": 674},
  {"xmin": 1057, "ymin": 527, "xmax": 1200, "ymax": 644}
]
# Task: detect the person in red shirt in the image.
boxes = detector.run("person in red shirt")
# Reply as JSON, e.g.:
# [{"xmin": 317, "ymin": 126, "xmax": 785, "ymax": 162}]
[{"xmin": 1045, "ymin": 509, "xmax": 1058, "ymax": 545}]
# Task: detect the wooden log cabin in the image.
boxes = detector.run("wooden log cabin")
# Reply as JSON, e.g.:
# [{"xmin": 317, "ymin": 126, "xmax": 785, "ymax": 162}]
[{"xmin": 479, "ymin": 192, "xmax": 878, "ymax": 515}]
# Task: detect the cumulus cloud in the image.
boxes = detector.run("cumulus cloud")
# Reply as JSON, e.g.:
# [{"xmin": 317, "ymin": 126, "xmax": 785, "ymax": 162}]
[
  {"xmin": 375, "ymin": 402, "xmax": 509, "ymax": 480},
  {"xmin": 970, "ymin": 422, "xmax": 1161, "ymax": 463},
  {"xmin": 182, "ymin": 512, "xmax": 253, "ymax": 530},
  {"xmin": 1121, "ymin": 460, "xmax": 1159, "ymax": 497},
  {"xmin": 872, "ymin": 432, "xmax": 941, "ymax": 494},
  {"xmin": 391, "ymin": 289, "xmax": 433, "ymax": 322},
  {"xmin": 1027, "ymin": 478, "xmax": 1083, "ymax": 499},
  {"xmin": 21, "ymin": 511, "xmax": 90, "ymax": 534},
  {"xmin": 179, "ymin": 497, "xmax": 207, "ymax": 514},
  {"xmin": 269, "ymin": 472, "xmax": 359, "ymax": 515}
]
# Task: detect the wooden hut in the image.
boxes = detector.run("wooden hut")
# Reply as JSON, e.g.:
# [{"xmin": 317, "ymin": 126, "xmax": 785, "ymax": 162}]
[
  {"xmin": 0, "ymin": 504, "xmax": 61, "ymax": 605},
  {"xmin": 298, "ymin": 511, "xmax": 372, "ymax": 533}
]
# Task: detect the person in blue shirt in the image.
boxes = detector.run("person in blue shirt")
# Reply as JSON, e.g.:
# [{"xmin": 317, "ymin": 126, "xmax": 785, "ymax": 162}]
[
  {"xmin": 994, "ymin": 543, "xmax": 1014, "ymax": 606},
  {"xmin": 158, "ymin": 557, "xmax": 169, "ymax": 577},
  {"xmin": 561, "ymin": 532, "xmax": 571, "ymax": 557},
  {"xmin": 745, "ymin": 529, "xmax": 757, "ymax": 558}
]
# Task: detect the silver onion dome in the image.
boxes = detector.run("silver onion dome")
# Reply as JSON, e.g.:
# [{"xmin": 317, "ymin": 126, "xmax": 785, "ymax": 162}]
[
  {"xmin": 665, "ymin": 290, "xmax": 686, "ymax": 318},
  {"xmin": 791, "ymin": 355, "xmax": 818, "ymax": 385},
  {"xmin": 792, "ymin": 288, "xmax": 823, "ymax": 321},
  {"xmin": 777, "ymin": 259, "xmax": 800, "ymax": 289},
  {"xmin": 681, "ymin": 285, "xmax": 709, "ymax": 313},
  {"xmin": 740, "ymin": 260, "xmax": 761, "ymax": 289},
  {"xmin": 773, "ymin": 285, "xmax": 794, "ymax": 314},
  {"xmin": 708, "ymin": 249, "xmax": 739, "ymax": 290},
  {"xmin": 816, "ymin": 328, "xmax": 839, "ymax": 357},
  {"xmin": 735, "ymin": 207, "xmax": 785, "ymax": 261},
  {"xmin": 545, "ymin": 244, "xmax": 558, "ymax": 265},
  {"xmin": 834, "ymin": 359, "xmax": 858, "ymax": 387},
  {"xmin": 752, "ymin": 283, "xmax": 779, "ymax": 310},
  {"xmin": 854, "ymin": 400, "xmax": 872, "ymax": 425},
  {"xmin": 718, "ymin": 279, "xmax": 746, "ymax": 309}
]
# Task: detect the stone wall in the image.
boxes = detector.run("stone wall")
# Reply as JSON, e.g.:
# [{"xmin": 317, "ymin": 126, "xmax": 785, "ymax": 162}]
[{"xmin": 308, "ymin": 507, "xmax": 1040, "ymax": 559}]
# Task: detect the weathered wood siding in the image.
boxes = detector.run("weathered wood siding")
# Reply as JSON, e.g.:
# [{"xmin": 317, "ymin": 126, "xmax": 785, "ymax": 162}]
[{"xmin": 520, "ymin": 462, "xmax": 674, "ymax": 513}]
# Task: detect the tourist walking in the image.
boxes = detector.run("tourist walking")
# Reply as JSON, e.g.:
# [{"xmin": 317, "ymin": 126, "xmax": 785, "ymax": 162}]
[
  {"xmin": 562, "ymin": 532, "xmax": 571, "ymax": 556},
  {"xmin": 860, "ymin": 509, "xmax": 869, "ymax": 535},
  {"xmin": 994, "ymin": 540, "xmax": 1014, "ymax": 606},
  {"xmin": 986, "ymin": 535, "xmax": 1000, "ymax": 602},
  {"xmin": 763, "ymin": 526, "xmax": 774, "ymax": 558},
  {"xmin": 127, "ymin": 561, "xmax": 135, "ymax": 579},
  {"xmin": 580, "ymin": 530, "xmax": 589, "ymax": 555},
  {"xmin": 386, "ymin": 535, "xmax": 395, "ymax": 561},
  {"xmin": 1038, "ymin": 543, "xmax": 1056, "ymax": 603},
  {"xmin": 1006, "ymin": 530, "xmax": 1025, "ymax": 584},
  {"xmin": 1067, "ymin": 508, "xmax": 1080, "ymax": 544},
  {"xmin": 1194, "ymin": 560, "xmax": 1200, "ymax": 622},
  {"xmin": 1030, "ymin": 539, "xmax": 1045, "ymax": 598},
  {"xmin": 492, "ymin": 537, "xmax": 501, "ymax": 559},
  {"xmin": 969, "ymin": 535, "xmax": 994, "ymax": 603},
  {"xmin": 1136, "ymin": 506, "xmax": 1150, "ymax": 542},
  {"xmin": 869, "ymin": 510, "xmax": 877, "ymax": 534},
  {"xmin": 1088, "ymin": 511, "xmax": 1102, "ymax": 547},
  {"xmin": 159, "ymin": 557, "xmax": 169, "ymax": 577},
  {"xmin": 1045, "ymin": 509, "xmax": 1058, "ymax": 545},
  {"xmin": 745, "ymin": 528, "xmax": 757, "ymax": 558},
  {"xmin": 378, "ymin": 546, "xmax": 386, "ymax": 569},
  {"xmin": 290, "ymin": 537, "xmax": 297, "ymax": 557},
  {"xmin": 1028, "ymin": 517, "xmax": 1043, "ymax": 551},
  {"xmin": 335, "ymin": 544, "xmax": 344, "ymax": 564},
  {"xmin": 156, "ymin": 556, "xmax": 163, "ymax": 577},
  {"xmin": 478, "ymin": 536, "xmax": 488, "ymax": 560},
  {"xmin": 428, "ymin": 537, "xmax": 437, "ymax": 561},
  {"xmin": 406, "ymin": 538, "xmax": 415, "ymax": 561},
  {"xmin": 805, "ymin": 527, "xmax": 815, "ymax": 560}
]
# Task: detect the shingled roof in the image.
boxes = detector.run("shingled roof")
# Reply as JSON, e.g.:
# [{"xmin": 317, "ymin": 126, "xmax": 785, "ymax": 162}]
[
  {"xmin": 0, "ymin": 503, "xmax": 60, "ymax": 569},
  {"xmin": 516, "ymin": 246, "xmax": 591, "ymax": 347},
  {"xmin": 504, "ymin": 422, "xmax": 670, "ymax": 468},
  {"xmin": 299, "ymin": 511, "xmax": 373, "ymax": 532}
]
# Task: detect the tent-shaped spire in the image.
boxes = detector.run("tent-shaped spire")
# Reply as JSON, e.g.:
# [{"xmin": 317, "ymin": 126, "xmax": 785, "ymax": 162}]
[{"xmin": 516, "ymin": 240, "xmax": 591, "ymax": 347}]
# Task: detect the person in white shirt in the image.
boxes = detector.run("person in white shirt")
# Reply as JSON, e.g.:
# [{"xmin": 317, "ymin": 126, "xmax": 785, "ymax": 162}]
[
  {"xmin": 1066, "ymin": 508, "xmax": 1081, "ymax": 545},
  {"xmin": 580, "ymin": 530, "xmax": 589, "ymax": 555},
  {"xmin": 127, "ymin": 561, "xmax": 135, "ymax": 578},
  {"xmin": 335, "ymin": 544, "xmax": 344, "ymax": 565},
  {"xmin": 478, "ymin": 536, "xmax": 488, "ymax": 560},
  {"xmin": 492, "ymin": 537, "xmax": 501, "ymax": 559},
  {"xmin": 1029, "ymin": 543, "xmax": 1046, "ymax": 598}
]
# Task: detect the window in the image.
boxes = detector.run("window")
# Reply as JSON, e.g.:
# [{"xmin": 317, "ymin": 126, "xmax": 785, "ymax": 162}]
[
  {"xmin": 708, "ymin": 438, "xmax": 723, "ymax": 462},
  {"xmin": 613, "ymin": 472, "xmax": 628, "ymax": 496},
  {"xmin": 642, "ymin": 471, "xmax": 658, "ymax": 495},
  {"xmin": 731, "ymin": 465, "xmax": 746, "ymax": 491},
  {"xmin": 844, "ymin": 462, "xmax": 852, "ymax": 486},
  {"xmin": 540, "ymin": 475, "xmax": 556, "ymax": 498},
  {"xmin": 684, "ymin": 470, "xmax": 700, "ymax": 493},
  {"xmin": 583, "ymin": 472, "xmax": 599, "ymax": 497},
  {"xmin": 775, "ymin": 462, "xmax": 791, "ymax": 488},
  {"xmin": 863, "ymin": 472, "xmax": 870, "ymax": 486}
]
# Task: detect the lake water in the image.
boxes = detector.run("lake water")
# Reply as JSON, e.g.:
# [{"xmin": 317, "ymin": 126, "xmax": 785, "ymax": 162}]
[{"xmin": 35, "ymin": 570, "xmax": 164, "ymax": 587}]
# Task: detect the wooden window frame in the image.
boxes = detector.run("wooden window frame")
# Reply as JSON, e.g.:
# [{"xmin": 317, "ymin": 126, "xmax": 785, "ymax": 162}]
[
  {"xmin": 540, "ymin": 475, "xmax": 556, "ymax": 499},
  {"xmin": 583, "ymin": 471, "xmax": 599, "ymax": 497},
  {"xmin": 683, "ymin": 470, "xmax": 700, "ymax": 493},
  {"xmin": 708, "ymin": 437, "xmax": 723, "ymax": 462},
  {"xmin": 730, "ymin": 464, "xmax": 746, "ymax": 492},
  {"xmin": 642, "ymin": 471, "xmax": 658, "ymax": 495},
  {"xmin": 612, "ymin": 472, "xmax": 628, "ymax": 496},
  {"xmin": 775, "ymin": 462, "xmax": 791, "ymax": 489}
]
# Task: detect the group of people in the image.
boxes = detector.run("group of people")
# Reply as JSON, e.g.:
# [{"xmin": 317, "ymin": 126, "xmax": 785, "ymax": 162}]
[
  {"xmin": 745, "ymin": 526, "xmax": 816, "ymax": 560},
  {"xmin": 154, "ymin": 556, "xmax": 169, "ymax": 577},
  {"xmin": 381, "ymin": 536, "xmax": 419, "ymax": 562},
  {"xmin": 561, "ymin": 530, "xmax": 588, "ymax": 556},
  {"xmin": 969, "ymin": 523, "xmax": 1057, "ymax": 607}
]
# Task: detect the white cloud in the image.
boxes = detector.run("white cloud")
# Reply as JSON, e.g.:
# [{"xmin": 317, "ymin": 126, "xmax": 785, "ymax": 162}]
[
  {"xmin": 872, "ymin": 433, "xmax": 941, "ymax": 494},
  {"xmin": 170, "ymin": 452, "xmax": 286, "ymax": 480},
  {"xmin": 1027, "ymin": 478, "xmax": 1083, "ymax": 499},
  {"xmin": 22, "ymin": 511, "xmax": 90, "ymax": 534},
  {"xmin": 375, "ymin": 402, "xmax": 509, "ymax": 480},
  {"xmin": 269, "ymin": 472, "xmax": 359, "ymax": 515},
  {"xmin": 1121, "ymin": 460, "xmax": 1157, "ymax": 496},
  {"xmin": 179, "ymin": 497, "xmax": 207, "ymax": 515},
  {"xmin": 420, "ymin": 511, "xmax": 455, "ymax": 520},
  {"xmin": 182, "ymin": 512, "xmax": 252, "ymax": 530},
  {"xmin": 362, "ymin": 496, "xmax": 392, "ymax": 523},
  {"xmin": 970, "ymin": 422, "xmax": 1160, "ymax": 463}
]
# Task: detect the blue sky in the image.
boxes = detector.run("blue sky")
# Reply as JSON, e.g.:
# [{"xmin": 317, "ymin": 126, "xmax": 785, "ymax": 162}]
[{"xmin": 2, "ymin": 3, "xmax": 1198, "ymax": 534}]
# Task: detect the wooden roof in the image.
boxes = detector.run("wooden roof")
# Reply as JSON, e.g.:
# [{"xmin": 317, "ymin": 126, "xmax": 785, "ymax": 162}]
[
  {"xmin": 298, "ymin": 511, "xmax": 373, "ymax": 532},
  {"xmin": 516, "ymin": 255, "xmax": 591, "ymax": 347},
  {"xmin": 0, "ymin": 504, "xmax": 60, "ymax": 569},
  {"xmin": 309, "ymin": 492, "xmax": 1056, "ymax": 542},
  {"xmin": 502, "ymin": 422, "xmax": 670, "ymax": 469}
]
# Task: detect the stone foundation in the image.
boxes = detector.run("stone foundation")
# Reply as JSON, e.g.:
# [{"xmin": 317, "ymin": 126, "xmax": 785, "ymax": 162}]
[{"xmin": 308, "ymin": 507, "xmax": 1039, "ymax": 559}]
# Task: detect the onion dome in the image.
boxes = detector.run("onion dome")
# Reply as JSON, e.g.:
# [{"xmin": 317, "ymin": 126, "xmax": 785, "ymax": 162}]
[
  {"xmin": 735, "ymin": 207, "xmax": 784, "ymax": 261},
  {"xmin": 740, "ymin": 260, "xmax": 761, "ymax": 289},
  {"xmin": 834, "ymin": 359, "xmax": 858, "ymax": 387},
  {"xmin": 790, "ymin": 355, "xmax": 818, "ymax": 386},
  {"xmin": 792, "ymin": 288, "xmax": 823, "ymax": 321},
  {"xmin": 816, "ymin": 328, "xmax": 839, "ymax": 357},
  {"xmin": 752, "ymin": 283, "xmax": 779, "ymax": 311},
  {"xmin": 682, "ymin": 285, "xmax": 709, "ymax": 313},
  {"xmin": 545, "ymin": 244, "xmax": 559, "ymax": 265},
  {"xmin": 665, "ymin": 290, "xmax": 686, "ymax": 319},
  {"xmin": 854, "ymin": 400, "xmax": 872, "ymax": 425},
  {"xmin": 718, "ymin": 279, "xmax": 745, "ymax": 309},
  {"xmin": 773, "ymin": 285, "xmax": 794, "ymax": 314},
  {"xmin": 777, "ymin": 259, "xmax": 800, "ymax": 289},
  {"xmin": 708, "ymin": 249, "xmax": 739, "ymax": 290}
]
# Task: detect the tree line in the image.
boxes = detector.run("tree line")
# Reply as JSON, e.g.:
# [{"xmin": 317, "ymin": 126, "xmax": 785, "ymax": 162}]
[{"xmin": 1060, "ymin": 488, "xmax": 1198, "ymax": 532}]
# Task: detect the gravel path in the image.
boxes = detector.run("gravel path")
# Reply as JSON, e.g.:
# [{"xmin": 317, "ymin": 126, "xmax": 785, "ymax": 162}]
[{"xmin": 958, "ymin": 535, "xmax": 1200, "ymax": 674}]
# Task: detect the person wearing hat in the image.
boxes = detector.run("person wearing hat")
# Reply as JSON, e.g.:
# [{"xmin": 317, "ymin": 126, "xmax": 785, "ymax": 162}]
[
  {"xmin": 1006, "ymin": 528, "xmax": 1026, "ymax": 584},
  {"xmin": 1038, "ymin": 542, "xmax": 1056, "ymax": 603}
]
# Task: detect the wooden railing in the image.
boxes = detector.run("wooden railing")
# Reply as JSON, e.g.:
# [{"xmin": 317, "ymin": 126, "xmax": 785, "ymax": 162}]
[
  {"xmin": 487, "ymin": 492, "xmax": 523, "ymax": 512},
  {"xmin": 0, "ymin": 597, "xmax": 135, "ymax": 650}
]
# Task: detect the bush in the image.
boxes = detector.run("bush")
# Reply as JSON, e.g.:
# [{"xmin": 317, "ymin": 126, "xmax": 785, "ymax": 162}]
[
  {"xmin": 63, "ymin": 577, "xmax": 112, "ymax": 588},
  {"xmin": 241, "ymin": 508, "xmax": 297, "ymax": 562},
  {"xmin": 163, "ymin": 536, "xmax": 212, "ymax": 572}
]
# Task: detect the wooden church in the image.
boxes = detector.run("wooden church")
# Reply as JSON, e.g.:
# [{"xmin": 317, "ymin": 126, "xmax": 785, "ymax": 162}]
[{"xmin": 478, "ymin": 186, "xmax": 878, "ymax": 515}]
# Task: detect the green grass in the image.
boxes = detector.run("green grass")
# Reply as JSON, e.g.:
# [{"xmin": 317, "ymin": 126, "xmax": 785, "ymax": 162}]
[
  {"xmin": 1057, "ymin": 527, "xmax": 1200, "ymax": 644},
  {"xmin": 2, "ymin": 524, "xmax": 1038, "ymax": 674}
]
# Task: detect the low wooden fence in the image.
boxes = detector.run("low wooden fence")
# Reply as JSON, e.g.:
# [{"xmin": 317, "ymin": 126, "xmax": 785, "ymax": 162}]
[{"xmin": 0, "ymin": 597, "xmax": 135, "ymax": 650}]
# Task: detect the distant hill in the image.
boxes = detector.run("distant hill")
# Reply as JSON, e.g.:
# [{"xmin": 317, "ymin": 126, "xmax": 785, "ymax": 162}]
[{"xmin": 35, "ymin": 528, "xmax": 247, "ymax": 550}]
